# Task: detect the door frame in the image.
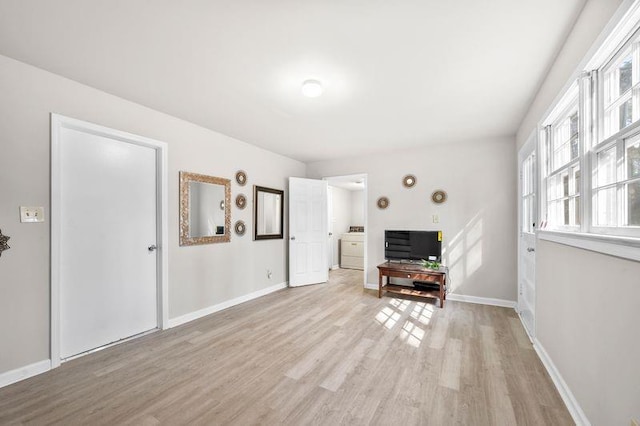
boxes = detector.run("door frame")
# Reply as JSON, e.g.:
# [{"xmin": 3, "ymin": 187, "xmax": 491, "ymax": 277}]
[
  {"xmin": 323, "ymin": 173, "xmax": 368, "ymax": 289},
  {"xmin": 517, "ymin": 130, "xmax": 537, "ymax": 339},
  {"xmin": 50, "ymin": 114, "xmax": 169, "ymax": 368}
]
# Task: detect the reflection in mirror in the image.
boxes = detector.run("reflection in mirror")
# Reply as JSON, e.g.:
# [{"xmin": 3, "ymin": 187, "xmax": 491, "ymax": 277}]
[
  {"xmin": 180, "ymin": 171, "xmax": 231, "ymax": 245},
  {"xmin": 254, "ymin": 185, "xmax": 284, "ymax": 240}
]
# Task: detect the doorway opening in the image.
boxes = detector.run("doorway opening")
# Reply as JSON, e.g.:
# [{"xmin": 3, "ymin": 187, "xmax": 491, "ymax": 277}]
[{"xmin": 324, "ymin": 174, "xmax": 368, "ymax": 288}]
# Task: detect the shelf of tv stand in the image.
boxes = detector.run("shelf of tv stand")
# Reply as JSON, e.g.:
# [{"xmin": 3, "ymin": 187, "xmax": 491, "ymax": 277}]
[
  {"xmin": 384, "ymin": 284, "xmax": 441, "ymax": 298},
  {"xmin": 377, "ymin": 262, "xmax": 446, "ymax": 308}
]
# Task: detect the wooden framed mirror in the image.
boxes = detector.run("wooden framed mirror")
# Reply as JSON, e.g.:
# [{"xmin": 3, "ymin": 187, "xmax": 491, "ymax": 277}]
[
  {"xmin": 179, "ymin": 171, "xmax": 231, "ymax": 245},
  {"xmin": 254, "ymin": 185, "xmax": 284, "ymax": 240}
]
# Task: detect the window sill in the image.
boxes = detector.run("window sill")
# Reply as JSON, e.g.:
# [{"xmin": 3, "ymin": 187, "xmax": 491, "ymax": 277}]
[{"xmin": 537, "ymin": 230, "xmax": 640, "ymax": 262}]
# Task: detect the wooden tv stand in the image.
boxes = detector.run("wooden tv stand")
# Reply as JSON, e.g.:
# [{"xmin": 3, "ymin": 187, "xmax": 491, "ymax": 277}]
[{"xmin": 377, "ymin": 262, "xmax": 447, "ymax": 308}]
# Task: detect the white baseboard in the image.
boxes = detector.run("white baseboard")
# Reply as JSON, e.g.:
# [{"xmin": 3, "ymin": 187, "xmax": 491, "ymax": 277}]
[
  {"xmin": 533, "ymin": 339, "xmax": 590, "ymax": 426},
  {"xmin": 446, "ymin": 293, "xmax": 517, "ymax": 309},
  {"xmin": 168, "ymin": 281, "xmax": 288, "ymax": 328},
  {"xmin": 0, "ymin": 359, "xmax": 51, "ymax": 389},
  {"xmin": 371, "ymin": 285, "xmax": 517, "ymax": 309},
  {"xmin": 331, "ymin": 264, "xmax": 340, "ymax": 270}
]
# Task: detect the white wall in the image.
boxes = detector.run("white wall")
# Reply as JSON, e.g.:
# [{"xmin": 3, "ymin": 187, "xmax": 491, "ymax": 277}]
[
  {"xmin": 536, "ymin": 241, "xmax": 640, "ymax": 425},
  {"xmin": 350, "ymin": 190, "xmax": 365, "ymax": 226},
  {"xmin": 0, "ymin": 54, "xmax": 305, "ymax": 376},
  {"xmin": 309, "ymin": 137, "xmax": 517, "ymax": 302},
  {"xmin": 515, "ymin": 0, "xmax": 640, "ymax": 424},
  {"xmin": 329, "ymin": 186, "xmax": 352, "ymax": 267}
]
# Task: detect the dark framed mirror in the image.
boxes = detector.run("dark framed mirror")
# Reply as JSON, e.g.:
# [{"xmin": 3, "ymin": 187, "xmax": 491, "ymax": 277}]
[
  {"xmin": 179, "ymin": 171, "xmax": 231, "ymax": 245},
  {"xmin": 254, "ymin": 185, "xmax": 284, "ymax": 240}
]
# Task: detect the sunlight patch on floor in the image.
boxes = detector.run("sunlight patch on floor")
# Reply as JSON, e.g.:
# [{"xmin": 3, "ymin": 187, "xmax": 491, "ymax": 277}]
[
  {"xmin": 375, "ymin": 306, "xmax": 401, "ymax": 329},
  {"xmin": 410, "ymin": 302, "xmax": 434, "ymax": 325},
  {"xmin": 400, "ymin": 320, "xmax": 425, "ymax": 348}
]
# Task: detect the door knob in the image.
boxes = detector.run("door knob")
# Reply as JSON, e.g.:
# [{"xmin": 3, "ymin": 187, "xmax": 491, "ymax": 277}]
[
  {"xmin": 527, "ymin": 247, "xmax": 535, "ymax": 252},
  {"xmin": 290, "ymin": 236, "xmax": 296, "ymax": 241},
  {"xmin": 148, "ymin": 244, "xmax": 158, "ymax": 252}
]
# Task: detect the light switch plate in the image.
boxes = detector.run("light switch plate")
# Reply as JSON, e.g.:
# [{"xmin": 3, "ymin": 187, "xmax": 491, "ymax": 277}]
[{"xmin": 20, "ymin": 206, "xmax": 45, "ymax": 223}]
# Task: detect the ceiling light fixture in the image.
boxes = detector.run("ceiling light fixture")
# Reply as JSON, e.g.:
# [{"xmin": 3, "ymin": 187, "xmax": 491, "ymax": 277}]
[{"xmin": 301, "ymin": 79, "xmax": 323, "ymax": 98}]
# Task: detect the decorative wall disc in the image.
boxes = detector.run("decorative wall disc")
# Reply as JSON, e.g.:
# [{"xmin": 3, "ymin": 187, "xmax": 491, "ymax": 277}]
[
  {"xmin": 402, "ymin": 174, "xmax": 417, "ymax": 188},
  {"xmin": 377, "ymin": 196, "xmax": 390, "ymax": 209},
  {"xmin": 431, "ymin": 190, "xmax": 447, "ymax": 204},
  {"xmin": 235, "ymin": 194, "xmax": 247, "ymax": 209},
  {"xmin": 235, "ymin": 170, "xmax": 247, "ymax": 186},
  {"xmin": 234, "ymin": 220, "xmax": 246, "ymax": 236},
  {"xmin": 0, "ymin": 229, "xmax": 10, "ymax": 257}
]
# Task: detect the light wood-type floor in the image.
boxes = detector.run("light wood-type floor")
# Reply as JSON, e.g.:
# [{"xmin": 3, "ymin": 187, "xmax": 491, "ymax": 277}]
[{"xmin": 0, "ymin": 269, "xmax": 573, "ymax": 425}]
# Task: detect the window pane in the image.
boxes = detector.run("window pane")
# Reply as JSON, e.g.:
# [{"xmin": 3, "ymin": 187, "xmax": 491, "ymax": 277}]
[
  {"xmin": 570, "ymin": 135, "xmax": 579, "ymax": 159},
  {"xmin": 619, "ymin": 55, "xmax": 633, "ymax": 95},
  {"xmin": 548, "ymin": 173, "xmax": 561, "ymax": 200},
  {"xmin": 573, "ymin": 167, "xmax": 581, "ymax": 195},
  {"xmin": 570, "ymin": 112, "xmax": 578, "ymax": 137},
  {"xmin": 597, "ymin": 147, "xmax": 617, "ymax": 187},
  {"xmin": 523, "ymin": 197, "xmax": 530, "ymax": 232},
  {"xmin": 548, "ymin": 200, "xmax": 558, "ymax": 226},
  {"xmin": 628, "ymin": 181, "xmax": 640, "ymax": 226},
  {"xmin": 562, "ymin": 171, "xmax": 569, "ymax": 197},
  {"xmin": 627, "ymin": 138, "xmax": 640, "ymax": 179},
  {"xmin": 563, "ymin": 199, "xmax": 570, "ymax": 225},
  {"xmin": 573, "ymin": 196, "xmax": 581, "ymax": 226},
  {"xmin": 554, "ymin": 144, "xmax": 569, "ymax": 170},
  {"xmin": 596, "ymin": 187, "xmax": 616, "ymax": 226},
  {"xmin": 619, "ymin": 98, "xmax": 633, "ymax": 130}
]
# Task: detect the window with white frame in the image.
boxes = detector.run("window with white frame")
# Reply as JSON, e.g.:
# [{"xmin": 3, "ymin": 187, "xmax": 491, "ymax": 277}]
[
  {"xmin": 541, "ymin": 86, "xmax": 581, "ymax": 230},
  {"xmin": 602, "ymin": 37, "xmax": 638, "ymax": 137},
  {"xmin": 592, "ymin": 132, "xmax": 640, "ymax": 232},
  {"xmin": 592, "ymin": 28, "xmax": 640, "ymax": 236},
  {"xmin": 540, "ymin": 22, "xmax": 640, "ymax": 239}
]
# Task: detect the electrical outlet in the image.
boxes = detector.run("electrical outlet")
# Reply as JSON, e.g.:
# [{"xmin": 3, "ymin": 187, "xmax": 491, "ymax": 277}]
[
  {"xmin": 267, "ymin": 269, "xmax": 272, "ymax": 280},
  {"xmin": 432, "ymin": 214, "xmax": 439, "ymax": 224},
  {"xmin": 20, "ymin": 206, "xmax": 45, "ymax": 223}
]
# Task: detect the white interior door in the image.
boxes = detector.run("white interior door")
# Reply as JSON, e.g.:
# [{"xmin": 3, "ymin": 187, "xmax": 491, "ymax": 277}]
[
  {"xmin": 289, "ymin": 177, "xmax": 328, "ymax": 287},
  {"xmin": 518, "ymin": 135, "xmax": 537, "ymax": 338},
  {"xmin": 58, "ymin": 124, "xmax": 158, "ymax": 359}
]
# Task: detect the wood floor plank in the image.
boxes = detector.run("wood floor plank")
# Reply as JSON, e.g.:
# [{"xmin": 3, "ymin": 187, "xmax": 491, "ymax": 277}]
[{"xmin": 0, "ymin": 268, "xmax": 573, "ymax": 425}]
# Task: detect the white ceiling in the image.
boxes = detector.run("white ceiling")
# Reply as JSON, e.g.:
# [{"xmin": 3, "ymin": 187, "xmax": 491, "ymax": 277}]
[
  {"xmin": 327, "ymin": 174, "xmax": 366, "ymax": 191},
  {"xmin": 0, "ymin": 0, "xmax": 585, "ymax": 163}
]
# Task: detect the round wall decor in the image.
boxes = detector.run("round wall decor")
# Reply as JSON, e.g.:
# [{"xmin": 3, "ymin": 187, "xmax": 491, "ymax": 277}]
[
  {"xmin": 235, "ymin": 170, "xmax": 247, "ymax": 186},
  {"xmin": 0, "ymin": 229, "xmax": 10, "ymax": 257},
  {"xmin": 377, "ymin": 196, "xmax": 390, "ymax": 209},
  {"xmin": 234, "ymin": 220, "xmax": 246, "ymax": 236},
  {"xmin": 402, "ymin": 174, "xmax": 417, "ymax": 188},
  {"xmin": 235, "ymin": 194, "xmax": 247, "ymax": 209},
  {"xmin": 431, "ymin": 190, "xmax": 447, "ymax": 204}
]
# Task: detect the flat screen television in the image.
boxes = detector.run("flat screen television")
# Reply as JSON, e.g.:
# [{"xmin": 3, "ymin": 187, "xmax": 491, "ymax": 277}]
[{"xmin": 384, "ymin": 230, "xmax": 442, "ymax": 262}]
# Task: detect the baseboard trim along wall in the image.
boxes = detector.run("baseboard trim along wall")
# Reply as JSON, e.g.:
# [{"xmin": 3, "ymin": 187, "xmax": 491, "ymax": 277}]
[
  {"xmin": 445, "ymin": 293, "xmax": 517, "ymax": 309},
  {"xmin": 168, "ymin": 281, "xmax": 288, "ymax": 328},
  {"xmin": 533, "ymin": 339, "xmax": 590, "ymax": 426},
  {"xmin": 0, "ymin": 359, "xmax": 51, "ymax": 389},
  {"xmin": 367, "ymin": 285, "xmax": 517, "ymax": 309},
  {"xmin": 331, "ymin": 264, "xmax": 340, "ymax": 271}
]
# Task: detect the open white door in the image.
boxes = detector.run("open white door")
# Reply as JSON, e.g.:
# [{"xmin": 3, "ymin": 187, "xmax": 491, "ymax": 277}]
[
  {"xmin": 518, "ymin": 133, "xmax": 537, "ymax": 338},
  {"xmin": 289, "ymin": 177, "xmax": 328, "ymax": 287}
]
